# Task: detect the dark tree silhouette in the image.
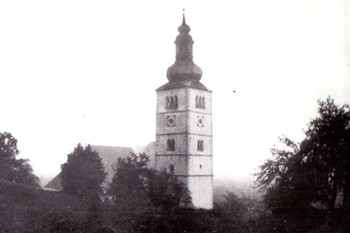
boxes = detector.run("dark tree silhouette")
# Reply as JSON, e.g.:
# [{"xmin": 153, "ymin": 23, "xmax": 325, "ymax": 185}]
[
  {"xmin": 108, "ymin": 153, "xmax": 151, "ymax": 217},
  {"xmin": 147, "ymin": 169, "xmax": 191, "ymax": 211},
  {"xmin": 212, "ymin": 192, "xmax": 250, "ymax": 233},
  {"xmin": 61, "ymin": 144, "xmax": 106, "ymax": 201},
  {"xmin": 109, "ymin": 153, "xmax": 191, "ymax": 210},
  {"xmin": 0, "ymin": 132, "xmax": 39, "ymax": 187},
  {"xmin": 108, "ymin": 153, "xmax": 191, "ymax": 231},
  {"xmin": 256, "ymin": 97, "xmax": 350, "ymax": 211}
]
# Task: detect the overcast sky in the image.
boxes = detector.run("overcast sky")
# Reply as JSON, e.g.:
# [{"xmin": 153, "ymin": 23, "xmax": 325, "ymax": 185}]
[{"xmin": 1, "ymin": 0, "xmax": 349, "ymax": 186}]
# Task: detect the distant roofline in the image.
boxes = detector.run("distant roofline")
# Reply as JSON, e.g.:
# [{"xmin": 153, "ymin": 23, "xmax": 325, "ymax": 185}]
[
  {"xmin": 90, "ymin": 141, "xmax": 155, "ymax": 150},
  {"xmin": 44, "ymin": 141, "xmax": 156, "ymax": 191}
]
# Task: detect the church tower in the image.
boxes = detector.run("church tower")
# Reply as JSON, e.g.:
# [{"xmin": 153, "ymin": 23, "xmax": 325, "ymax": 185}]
[{"xmin": 155, "ymin": 15, "xmax": 213, "ymax": 209}]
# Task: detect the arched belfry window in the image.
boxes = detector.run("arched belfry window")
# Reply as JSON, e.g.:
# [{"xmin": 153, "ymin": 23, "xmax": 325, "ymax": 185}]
[
  {"xmin": 196, "ymin": 96, "xmax": 206, "ymax": 109},
  {"xmin": 166, "ymin": 95, "xmax": 178, "ymax": 109}
]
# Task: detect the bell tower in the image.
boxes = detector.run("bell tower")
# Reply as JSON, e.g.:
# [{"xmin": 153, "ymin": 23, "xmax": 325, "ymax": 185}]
[{"xmin": 155, "ymin": 14, "xmax": 213, "ymax": 209}]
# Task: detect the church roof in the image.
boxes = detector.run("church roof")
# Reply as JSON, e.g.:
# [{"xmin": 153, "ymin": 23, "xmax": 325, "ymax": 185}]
[
  {"xmin": 45, "ymin": 143, "xmax": 155, "ymax": 191},
  {"xmin": 157, "ymin": 14, "xmax": 209, "ymax": 92},
  {"xmin": 94, "ymin": 145, "xmax": 134, "ymax": 184}
]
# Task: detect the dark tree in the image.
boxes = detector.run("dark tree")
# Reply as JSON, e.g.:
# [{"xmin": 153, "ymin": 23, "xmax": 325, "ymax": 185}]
[
  {"xmin": 61, "ymin": 144, "xmax": 106, "ymax": 201},
  {"xmin": 108, "ymin": 153, "xmax": 191, "ymax": 231},
  {"xmin": 212, "ymin": 192, "xmax": 248, "ymax": 233},
  {"xmin": 0, "ymin": 132, "xmax": 39, "ymax": 187},
  {"xmin": 147, "ymin": 169, "xmax": 191, "ymax": 211},
  {"xmin": 256, "ymin": 97, "xmax": 350, "ymax": 211},
  {"xmin": 108, "ymin": 153, "xmax": 153, "ymax": 231},
  {"xmin": 108, "ymin": 153, "xmax": 151, "ymax": 216},
  {"xmin": 109, "ymin": 153, "xmax": 190, "ymax": 210}
]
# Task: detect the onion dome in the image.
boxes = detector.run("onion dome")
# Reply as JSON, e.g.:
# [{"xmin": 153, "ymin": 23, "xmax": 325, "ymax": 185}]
[{"xmin": 166, "ymin": 15, "xmax": 203, "ymax": 83}]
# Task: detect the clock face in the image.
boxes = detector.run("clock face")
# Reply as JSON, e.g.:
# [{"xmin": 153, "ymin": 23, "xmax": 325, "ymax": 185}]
[
  {"xmin": 197, "ymin": 115, "xmax": 204, "ymax": 127},
  {"xmin": 167, "ymin": 115, "xmax": 176, "ymax": 127}
]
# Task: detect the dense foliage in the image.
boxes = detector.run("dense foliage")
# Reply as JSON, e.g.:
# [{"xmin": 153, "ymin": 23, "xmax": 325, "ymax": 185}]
[
  {"xmin": 256, "ymin": 97, "xmax": 350, "ymax": 211},
  {"xmin": 0, "ymin": 132, "xmax": 39, "ymax": 187},
  {"xmin": 0, "ymin": 179, "xmax": 112, "ymax": 233},
  {"xmin": 61, "ymin": 144, "xmax": 106, "ymax": 201},
  {"xmin": 108, "ymin": 153, "xmax": 191, "ymax": 231},
  {"xmin": 107, "ymin": 154, "xmax": 264, "ymax": 232}
]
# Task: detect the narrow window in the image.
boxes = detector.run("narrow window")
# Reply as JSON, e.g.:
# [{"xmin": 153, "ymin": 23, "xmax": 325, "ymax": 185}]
[
  {"xmin": 199, "ymin": 164, "xmax": 202, "ymax": 169},
  {"xmin": 167, "ymin": 139, "xmax": 175, "ymax": 151},
  {"xmin": 174, "ymin": 96, "xmax": 178, "ymax": 108},
  {"xmin": 166, "ymin": 96, "xmax": 170, "ymax": 108},
  {"xmin": 170, "ymin": 96, "xmax": 174, "ymax": 108},
  {"xmin": 197, "ymin": 140, "xmax": 204, "ymax": 151},
  {"xmin": 196, "ymin": 96, "xmax": 199, "ymax": 108},
  {"xmin": 166, "ymin": 139, "xmax": 171, "ymax": 151},
  {"xmin": 202, "ymin": 97, "xmax": 206, "ymax": 109},
  {"xmin": 171, "ymin": 139, "xmax": 175, "ymax": 151},
  {"xmin": 169, "ymin": 164, "xmax": 174, "ymax": 173}
]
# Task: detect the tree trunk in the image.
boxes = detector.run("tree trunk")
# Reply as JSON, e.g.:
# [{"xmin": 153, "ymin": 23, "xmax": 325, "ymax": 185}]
[
  {"xmin": 329, "ymin": 188, "xmax": 337, "ymax": 210},
  {"xmin": 344, "ymin": 152, "xmax": 350, "ymax": 212},
  {"xmin": 329, "ymin": 174, "xmax": 338, "ymax": 211}
]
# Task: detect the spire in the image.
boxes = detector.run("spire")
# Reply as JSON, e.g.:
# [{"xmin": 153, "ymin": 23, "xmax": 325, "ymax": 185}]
[
  {"xmin": 166, "ymin": 12, "xmax": 203, "ymax": 83},
  {"xmin": 178, "ymin": 10, "xmax": 190, "ymax": 34}
]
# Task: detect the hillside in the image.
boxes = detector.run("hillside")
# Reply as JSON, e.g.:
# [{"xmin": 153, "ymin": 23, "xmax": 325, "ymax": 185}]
[{"xmin": 213, "ymin": 177, "xmax": 259, "ymax": 204}]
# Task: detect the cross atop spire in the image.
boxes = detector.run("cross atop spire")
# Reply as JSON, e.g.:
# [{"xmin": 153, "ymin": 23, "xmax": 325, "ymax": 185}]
[
  {"xmin": 178, "ymin": 9, "xmax": 190, "ymax": 34},
  {"xmin": 182, "ymin": 8, "xmax": 186, "ymax": 23}
]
